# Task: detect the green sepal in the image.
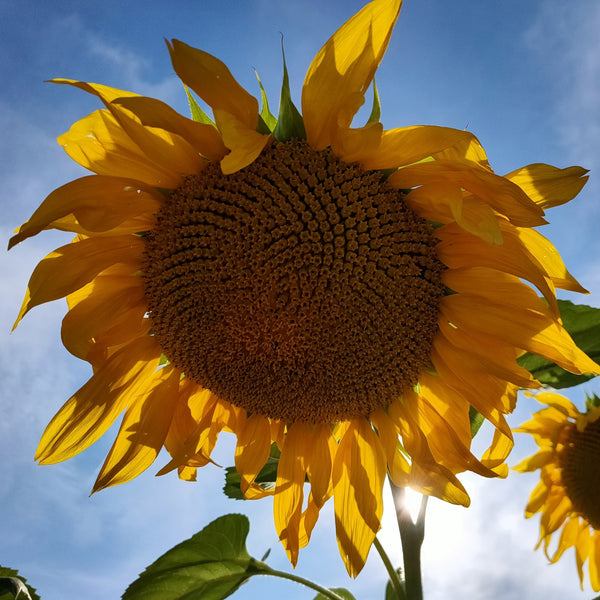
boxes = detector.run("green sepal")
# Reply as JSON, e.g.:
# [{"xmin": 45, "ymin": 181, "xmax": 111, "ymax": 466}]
[
  {"xmin": 0, "ymin": 567, "xmax": 39, "ymax": 600},
  {"xmin": 122, "ymin": 514, "xmax": 261, "ymax": 600},
  {"xmin": 254, "ymin": 70, "xmax": 277, "ymax": 133},
  {"xmin": 223, "ymin": 443, "xmax": 281, "ymax": 500},
  {"xmin": 469, "ymin": 406, "xmax": 485, "ymax": 439},
  {"xmin": 517, "ymin": 300, "xmax": 600, "ymax": 389},
  {"xmin": 184, "ymin": 85, "xmax": 215, "ymax": 126},
  {"xmin": 367, "ymin": 79, "xmax": 381, "ymax": 124},
  {"xmin": 273, "ymin": 38, "xmax": 306, "ymax": 142},
  {"xmin": 313, "ymin": 589, "xmax": 356, "ymax": 600},
  {"xmin": 586, "ymin": 393, "xmax": 600, "ymax": 411}
]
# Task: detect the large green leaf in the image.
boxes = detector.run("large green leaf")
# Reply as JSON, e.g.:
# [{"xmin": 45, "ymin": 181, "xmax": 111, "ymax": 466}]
[
  {"xmin": 223, "ymin": 443, "xmax": 280, "ymax": 500},
  {"xmin": 0, "ymin": 567, "xmax": 39, "ymax": 600},
  {"xmin": 517, "ymin": 300, "xmax": 600, "ymax": 388},
  {"xmin": 122, "ymin": 514, "xmax": 258, "ymax": 600}
]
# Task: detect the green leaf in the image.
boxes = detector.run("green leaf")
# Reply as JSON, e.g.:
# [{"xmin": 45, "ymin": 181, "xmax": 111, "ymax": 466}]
[
  {"xmin": 367, "ymin": 79, "xmax": 381, "ymax": 124},
  {"xmin": 517, "ymin": 300, "xmax": 600, "ymax": 389},
  {"xmin": 122, "ymin": 514, "xmax": 260, "ymax": 600},
  {"xmin": 223, "ymin": 443, "xmax": 280, "ymax": 500},
  {"xmin": 273, "ymin": 38, "xmax": 306, "ymax": 142},
  {"xmin": 586, "ymin": 393, "xmax": 600, "ymax": 411},
  {"xmin": 184, "ymin": 85, "xmax": 215, "ymax": 126},
  {"xmin": 469, "ymin": 406, "xmax": 485, "ymax": 438},
  {"xmin": 0, "ymin": 567, "xmax": 39, "ymax": 600},
  {"xmin": 385, "ymin": 568, "xmax": 406, "ymax": 600},
  {"xmin": 313, "ymin": 589, "xmax": 356, "ymax": 600},
  {"xmin": 254, "ymin": 70, "xmax": 277, "ymax": 133}
]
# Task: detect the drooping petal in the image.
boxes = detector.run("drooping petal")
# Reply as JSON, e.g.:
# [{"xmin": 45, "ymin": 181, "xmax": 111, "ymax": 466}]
[
  {"xmin": 167, "ymin": 40, "xmax": 259, "ymax": 131},
  {"xmin": 93, "ymin": 364, "xmax": 179, "ymax": 491},
  {"xmin": 506, "ymin": 163, "xmax": 589, "ymax": 210},
  {"xmin": 14, "ymin": 235, "xmax": 145, "ymax": 328},
  {"xmin": 35, "ymin": 335, "xmax": 162, "ymax": 464},
  {"xmin": 213, "ymin": 109, "xmax": 273, "ymax": 174},
  {"xmin": 9, "ymin": 176, "xmax": 162, "ymax": 250},
  {"xmin": 59, "ymin": 110, "xmax": 181, "ymax": 187},
  {"xmin": 302, "ymin": 0, "xmax": 402, "ymax": 150},
  {"xmin": 332, "ymin": 418, "xmax": 386, "ymax": 576},
  {"xmin": 389, "ymin": 159, "xmax": 546, "ymax": 227}
]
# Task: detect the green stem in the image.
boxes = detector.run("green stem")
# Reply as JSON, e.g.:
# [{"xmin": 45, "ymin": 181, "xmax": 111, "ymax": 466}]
[
  {"xmin": 389, "ymin": 482, "xmax": 427, "ymax": 600},
  {"xmin": 253, "ymin": 561, "xmax": 347, "ymax": 600},
  {"xmin": 373, "ymin": 536, "xmax": 406, "ymax": 600}
]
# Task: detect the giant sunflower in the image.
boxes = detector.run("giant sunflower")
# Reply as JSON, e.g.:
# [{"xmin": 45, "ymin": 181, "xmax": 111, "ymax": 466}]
[
  {"xmin": 515, "ymin": 393, "xmax": 600, "ymax": 591},
  {"xmin": 10, "ymin": 0, "xmax": 598, "ymax": 576}
]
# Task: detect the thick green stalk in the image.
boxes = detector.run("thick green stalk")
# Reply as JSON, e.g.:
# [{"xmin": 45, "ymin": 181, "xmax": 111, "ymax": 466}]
[{"xmin": 389, "ymin": 483, "xmax": 428, "ymax": 600}]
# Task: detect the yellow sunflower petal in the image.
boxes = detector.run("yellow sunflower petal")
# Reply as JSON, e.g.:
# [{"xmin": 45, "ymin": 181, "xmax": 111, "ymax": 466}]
[
  {"xmin": 93, "ymin": 364, "xmax": 179, "ymax": 491},
  {"xmin": 167, "ymin": 40, "xmax": 259, "ymax": 131},
  {"xmin": 305, "ymin": 424, "xmax": 334, "ymax": 508},
  {"xmin": 234, "ymin": 413, "xmax": 273, "ymax": 500},
  {"xmin": 550, "ymin": 516, "xmax": 580, "ymax": 563},
  {"xmin": 533, "ymin": 392, "xmax": 581, "ymax": 420},
  {"xmin": 274, "ymin": 422, "xmax": 310, "ymax": 566},
  {"xmin": 576, "ymin": 523, "xmax": 591, "ymax": 589},
  {"xmin": 332, "ymin": 418, "xmax": 386, "ymax": 577},
  {"xmin": 302, "ymin": 0, "xmax": 401, "ymax": 150},
  {"xmin": 213, "ymin": 109, "xmax": 273, "ymax": 174},
  {"xmin": 370, "ymin": 409, "xmax": 410, "ymax": 487},
  {"xmin": 9, "ymin": 176, "xmax": 162, "ymax": 250},
  {"xmin": 14, "ymin": 235, "xmax": 144, "ymax": 329},
  {"xmin": 389, "ymin": 159, "xmax": 546, "ymax": 227},
  {"xmin": 357, "ymin": 126, "xmax": 482, "ymax": 170},
  {"xmin": 505, "ymin": 163, "xmax": 589, "ymax": 210},
  {"xmin": 59, "ymin": 110, "xmax": 180, "ymax": 187},
  {"xmin": 35, "ymin": 335, "xmax": 162, "ymax": 464},
  {"xmin": 589, "ymin": 532, "xmax": 600, "ymax": 592}
]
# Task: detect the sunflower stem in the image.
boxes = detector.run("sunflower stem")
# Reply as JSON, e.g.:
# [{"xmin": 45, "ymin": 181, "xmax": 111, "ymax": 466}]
[
  {"xmin": 373, "ymin": 536, "xmax": 406, "ymax": 599},
  {"xmin": 254, "ymin": 561, "xmax": 348, "ymax": 600},
  {"xmin": 390, "ymin": 482, "xmax": 427, "ymax": 600}
]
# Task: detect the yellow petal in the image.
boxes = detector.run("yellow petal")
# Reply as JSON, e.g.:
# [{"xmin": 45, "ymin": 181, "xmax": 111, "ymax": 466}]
[
  {"xmin": 36, "ymin": 335, "xmax": 162, "ymax": 464},
  {"xmin": 505, "ymin": 163, "xmax": 589, "ymax": 210},
  {"xmin": 234, "ymin": 413, "xmax": 273, "ymax": 499},
  {"xmin": 9, "ymin": 176, "xmax": 162, "ymax": 250},
  {"xmin": 305, "ymin": 424, "xmax": 334, "ymax": 508},
  {"xmin": 369, "ymin": 409, "xmax": 410, "ymax": 487},
  {"xmin": 523, "ymin": 478, "xmax": 550, "ymax": 516},
  {"xmin": 167, "ymin": 40, "xmax": 259, "ymax": 131},
  {"xmin": 357, "ymin": 126, "xmax": 483, "ymax": 170},
  {"xmin": 93, "ymin": 364, "xmax": 179, "ymax": 491},
  {"xmin": 59, "ymin": 110, "xmax": 180, "ymax": 187},
  {"xmin": 111, "ymin": 95, "xmax": 227, "ymax": 162},
  {"xmin": 61, "ymin": 274, "xmax": 147, "ymax": 360},
  {"xmin": 589, "ymin": 532, "xmax": 600, "ymax": 592},
  {"xmin": 576, "ymin": 522, "xmax": 591, "ymax": 589},
  {"xmin": 389, "ymin": 159, "xmax": 546, "ymax": 227},
  {"xmin": 550, "ymin": 516, "xmax": 579, "ymax": 563},
  {"xmin": 534, "ymin": 392, "xmax": 581, "ymax": 419},
  {"xmin": 14, "ymin": 235, "xmax": 144, "ymax": 328},
  {"xmin": 332, "ymin": 418, "xmax": 386, "ymax": 577},
  {"xmin": 302, "ymin": 0, "xmax": 402, "ymax": 150},
  {"xmin": 213, "ymin": 109, "xmax": 272, "ymax": 174},
  {"xmin": 441, "ymin": 295, "xmax": 600, "ymax": 376}
]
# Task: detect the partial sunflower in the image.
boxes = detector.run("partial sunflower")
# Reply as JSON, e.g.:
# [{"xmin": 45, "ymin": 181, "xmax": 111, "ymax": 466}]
[
  {"xmin": 515, "ymin": 392, "xmax": 600, "ymax": 591},
  {"xmin": 10, "ymin": 0, "xmax": 597, "ymax": 576}
]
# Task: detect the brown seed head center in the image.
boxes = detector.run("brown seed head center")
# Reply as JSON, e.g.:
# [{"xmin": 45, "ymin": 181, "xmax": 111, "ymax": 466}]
[
  {"xmin": 142, "ymin": 141, "xmax": 444, "ymax": 423},
  {"xmin": 560, "ymin": 417, "xmax": 600, "ymax": 529}
]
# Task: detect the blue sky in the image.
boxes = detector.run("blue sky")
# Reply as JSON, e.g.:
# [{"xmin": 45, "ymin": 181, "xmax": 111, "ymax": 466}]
[{"xmin": 2, "ymin": 1, "xmax": 600, "ymax": 599}]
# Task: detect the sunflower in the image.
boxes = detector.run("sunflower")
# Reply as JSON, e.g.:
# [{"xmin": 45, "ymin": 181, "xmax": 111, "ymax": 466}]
[
  {"xmin": 515, "ymin": 393, "xmax": 600, "ymax": 591},
  {"xmin": 10, "ymin": 0, "xmax": 597, "ymax": 576}
]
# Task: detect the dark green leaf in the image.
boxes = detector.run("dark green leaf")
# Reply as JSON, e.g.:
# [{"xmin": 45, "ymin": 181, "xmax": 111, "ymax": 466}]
[
  {"xmin": 517, "ymin": 300, "xmax": 600, "ymax": 388},
  {"xmin": 586, "ymin": 393, "xmax": 600, "ymax": 411},
  {"xmin": 0, "ymin": 567, "xmax": 39, "ymax": 600},
  {"xmin": 122, "ymin": 514, "xmax": 261, "ymax": 600},
  {"xmin": 273, "ymin": 38, "xmax": 306, "ymax": 142},
  {"xmin": 184, "ymin": 85, "xmax": 215, "ymax": 125},
  {"xmin": 469, "ymin": 406, "xmax": 485, "ymax": 438},
  {"xmin": 254, "ymin": 70, "xmax": 277, "ymax": 133},
  {"xmin": 367, "ymin": 79, "xmax": 381, "ymax": 124},
  {"xmin": 223, "ymin": 444, "xmax": 280, "ymax": 500},
  {"xmin": 313, "ymin": 589, "xmax": 356, "ymax": 600}
]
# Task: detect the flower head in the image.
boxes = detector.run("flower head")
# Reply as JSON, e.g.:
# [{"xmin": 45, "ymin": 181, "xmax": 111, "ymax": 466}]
[
  {"xmin": 11, "ymin": 0, "xmax": 597, "ymax": 576},
  {"xmin": 515, "ymin": 393, "xmax": 600, "ymax": 591}
]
